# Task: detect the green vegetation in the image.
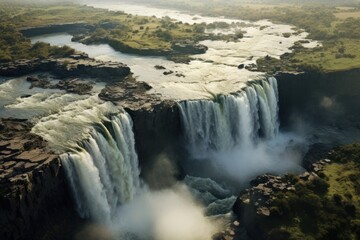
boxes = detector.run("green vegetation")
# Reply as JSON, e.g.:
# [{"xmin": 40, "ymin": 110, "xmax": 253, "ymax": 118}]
[
  {"xmin": 0, "ymin": 1, "xmax": 359, "ymax": 73},
  {"xmin": 256, "ymin": 39, "xmax": 360, "ymax": 73},
  {"xmin": 204, "ymin": 5, "xmax": 360, "ymax": 73},
  {"xmin": 131, "ymin": 0, "xmax": 360, "ymax": 73},
  {"xmin": 261, "ymin": 144, "xmax": 360, "ymax": 240},
  {"xmin": 0, "ymin": 3, "xmax": 213, "ymax": 62},
  {"xmin": 0, "ymin": 21, "xmax": 74, "ymax": 63}
]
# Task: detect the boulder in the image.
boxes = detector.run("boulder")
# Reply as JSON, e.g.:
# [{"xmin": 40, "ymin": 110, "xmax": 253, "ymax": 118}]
[
  {"xmin": 237, "ymin": 64, "xmax": 245, "ymax": 69},
  {"xmin": 154, "ymin": 65, "xmax": 166, "ymax": 70},
  {"xmin": 163, "ymin": 70, "xmax": 174, "ymax": 75}
]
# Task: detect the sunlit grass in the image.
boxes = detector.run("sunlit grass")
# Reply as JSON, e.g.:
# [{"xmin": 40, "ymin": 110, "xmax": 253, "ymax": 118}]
[
  {"xmin": 324, "ymin": 163, "xmax": 360, "ymax": 205},
  {"xmin": 335, "ymin": 11, "xmax": 360, "ymax": 19},
  {"xmin": 292, "ymin": 39, "xmax": 360, "ymax": 72}
]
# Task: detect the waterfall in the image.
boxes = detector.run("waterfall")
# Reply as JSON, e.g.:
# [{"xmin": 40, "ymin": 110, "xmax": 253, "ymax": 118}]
[
  {"xmin": 60, "ymin": 112, "xmax": 141, "ymax": 224},
  {"xmin": 179, "ymin": 77, "xmax": 279, "ymax": 158}
]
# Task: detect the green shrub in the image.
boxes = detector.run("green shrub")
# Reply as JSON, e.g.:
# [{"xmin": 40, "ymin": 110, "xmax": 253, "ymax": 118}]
[
  {"xmin": 306, "ymin": 178, "xmax": 329, "ymax": 195},
  {"xmin": 268, "ymin": 228, "xmax": 291, "ymax": 240}
]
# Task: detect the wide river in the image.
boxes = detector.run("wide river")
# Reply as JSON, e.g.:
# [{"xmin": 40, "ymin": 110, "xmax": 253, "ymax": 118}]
[{"xmin": 31, "ymin": 1, "xmax": 319, "ymax": 100}]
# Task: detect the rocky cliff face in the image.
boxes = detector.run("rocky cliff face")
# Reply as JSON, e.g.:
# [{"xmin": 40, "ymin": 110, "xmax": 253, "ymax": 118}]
[
  {"xmin": 127, "ymin": 101, "xmax": 183, "ymax": 180},
  {"xmin": 0, "ymin": 119, "xmax": 82, "ymax": 240},
  {"xmin": 20, "ymin": 23, "xmax": 95, "ymax": 37},
  {"xmin": 232, "ymin": 158, "xmax": 332, "ymax": 240},
  {"xmin": 0, "ymin": 55, "xmax": 134, "ymax": 239},
  {"xmin": 99, "ymin": 76, "xmax": 184, "ymax": 186},
  {"xmin": 276, "ymin": 69, "xmax": 360, "ymax": 130},
  {"xmin": 0, "ymin": 55, "xmax": 130, "ymax": 78}
]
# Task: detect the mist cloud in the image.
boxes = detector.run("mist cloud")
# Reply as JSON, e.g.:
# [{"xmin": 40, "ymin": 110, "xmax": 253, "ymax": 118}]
[
  {"xmin": 185, "ymin": 132, "xmax": 307, "ymax": 187},
  {"xmin": 112, "ymin": 185, "xmax": 219, "ymax": 240}
]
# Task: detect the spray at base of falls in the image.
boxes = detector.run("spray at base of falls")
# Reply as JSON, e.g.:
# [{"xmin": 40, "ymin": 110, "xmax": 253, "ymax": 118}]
[
  {"xmin": 31, "ymin": 77, "xmax": 302, "ymax": 239},
  {"xmin": 59, "ymin": 111, "xmax": 219, "ymax": 240},
  {"xmin": 28, "ymin": 94, "xmax": 219, "ymax": 239},
  {"xmin": 179, "ymin": 77, "xmax": 305, "ymax": 183}
]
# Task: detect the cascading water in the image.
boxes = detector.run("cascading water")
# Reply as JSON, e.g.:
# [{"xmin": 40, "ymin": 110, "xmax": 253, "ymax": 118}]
[
  {"xmin": 60, "ymin": 113, "xmax": 141, "ymax": 224},
  {"xmin": 25, "ymin": 74, "xmax": 300, "ymax": 240},
  {"xmin": 178, "ymin": 76, "xmax": 305, "ymax": 190},
  {"xmin": 179, "ymin": 77, "xmax": 279, "ymax": 158},
  {"xmin": 31, "ymin": 95, "xmax": 219, "ymax": 239}
]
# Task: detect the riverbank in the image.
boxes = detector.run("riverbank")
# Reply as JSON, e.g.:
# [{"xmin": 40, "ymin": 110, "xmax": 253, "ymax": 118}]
[{"xmin": 0, "ymin": 3, "xmax": 210, "ymax": 63}]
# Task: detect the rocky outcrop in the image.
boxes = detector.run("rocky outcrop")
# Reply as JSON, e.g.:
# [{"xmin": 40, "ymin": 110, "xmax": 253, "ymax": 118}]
[
  {"xmin": 232, "ymin": 158, "xmax": 332, "ymax": 240},
  {"xmin": 0, "ymin": 119, "xmax": 81, "ymax": 240},
  {"xmin": 88, "ymin": 38, "xmax": 208, "ymax": 57},
  {"xmin": 99, "ymin": 75, "xmax": 158, "ymax": 110},
  {"xmin": 0, "ymin": 56, "xmax": 130, "ymax": 79},
  {"xmin": 20, "ymin": 23, "xmax": 95, "ymax": 37},
  {"xmin": 171, "ymin": 40, "xmax": 208, "ymax": 54},
  {"xmin": 27, "ymin": 76, "xmax": 94, "ymax": 95},
  {"xmin": 105, "ymin": 39, "xmax": 173, "ymax": 56},
  {"xmin": 213, "ymin": 220, "xmax": 244, "ymax": 240}
]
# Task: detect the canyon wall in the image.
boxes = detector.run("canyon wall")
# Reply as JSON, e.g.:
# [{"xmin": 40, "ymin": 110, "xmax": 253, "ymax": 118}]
[
  {"xmin": 276, "ymin": 69, "xmax": 360, "ymax": 130},
  {"xmin": 0, "ymin": 119, "xmax": 83, "ymax": 240},
  {"xmin": 126, "ymin": 101, "xmax": 184, "ymax": 186}
]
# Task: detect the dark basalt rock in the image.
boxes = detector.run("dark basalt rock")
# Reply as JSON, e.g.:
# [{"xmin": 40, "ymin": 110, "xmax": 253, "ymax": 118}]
[
  {"xmin": 20, "ymin": 23, "xmax": 95, "ymax": 37},
  {"xmin": 20, "ymin": 95, "xmax": 32, "ymax": 99},
  {"xmin": 26, "ymin": 75, "xmax": 94, "ymax": 95},
  {"xmin": 56, "ymin": 79, "xmax": 94, "ymax": 95},
  {"xmin": 175, "ymin": 73, "xmax": 185, "ymax": 77},
  {"xmin": 98, "ymin": 74, "xmax": 156, "ymax": 109},
  {"xmin": 171, "ymin": 40, "xmax": 208, "ymax": 54},
  {"xmin": 276, "ymin": 69, "xmax": 360, "ymax": 130},
  {"xmin": 245, "ymin": 63, "xmax": 258, "ymax": 71},
  {"xmin": 0, "ymin": 119, "xmax": 81, "ymax": 240},
  {"xmin": 26, "ymin": 76, "xmax": 52, "ymax": 89},
  {"xmin": 0, "ymin": 56, "xmax": 130, "ymax": 79},
  {"xmin": 237, "ymin": 64, "xmax": 245, "ymax": 69},
  {"xmin": 302, "ymin": 143, "xmax": 335, "ymax": 170},
  {"xmin": 232, "ymin": 158, "xmax": 332, "ymax": 240},
  {"xmin": 163, "ymin": 70, "xmax": 174, "ymax": 75},
  {"xmin": 154, "ymin": 65, "xmax": 166, "ymax": 70},
  {"xmin": 98, "ymin": 75, "xmax": 183, "ymax": 187}
]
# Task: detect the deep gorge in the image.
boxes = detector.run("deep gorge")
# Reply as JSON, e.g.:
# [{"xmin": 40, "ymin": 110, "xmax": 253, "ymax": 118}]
[
  {"xmin": 1, "ymin": 2, "xmax": 360, "ymax": 239},
  {"xmin": 2, "ymin": 70, "xmax": 359, "ymax": 239}
]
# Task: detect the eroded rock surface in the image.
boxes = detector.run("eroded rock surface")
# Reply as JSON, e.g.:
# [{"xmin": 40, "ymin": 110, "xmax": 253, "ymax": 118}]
[
  {"xmin": 0, "ymin": 55, "xmax": 130, "ymax": 78},
  {"xmin": 0, "ymin": 119, "xmax": 77, "ymax": 240},
  {"xmin": 99, "ymin": 74, "xmax": 159, "ymax": 110},
  {"xmin": 27, "ymin": 75, "xmax": 94, "ymax": 95}
]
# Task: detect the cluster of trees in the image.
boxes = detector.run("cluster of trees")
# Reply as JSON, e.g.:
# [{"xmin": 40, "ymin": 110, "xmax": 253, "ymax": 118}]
[
  {"xmin": 330, "ymin": 144, "xmax": 360, "ymax": 165},
  {"xmin": 0, "ymin": 23, "xmax": 74, "ymax": 63},
  {"xmin": 266, "ymin": 144, "xmax": 360, "ymax": 240},
  {"xmin": 269, "ymin": 178, "xmax": 355, "ymax": 240},
  {"xmin": 335, "ymin": 18, "xmax": 360, "ymax": 39}
]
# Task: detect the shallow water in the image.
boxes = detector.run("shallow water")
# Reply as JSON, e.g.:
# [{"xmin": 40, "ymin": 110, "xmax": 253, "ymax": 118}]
[
  {"xmin": 0, "ymin": 75, "xmax": 106, "ymax": 119},
  {"xmin": 30, "ymin": 1, "xmax": 320, "ymax": 100}
]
